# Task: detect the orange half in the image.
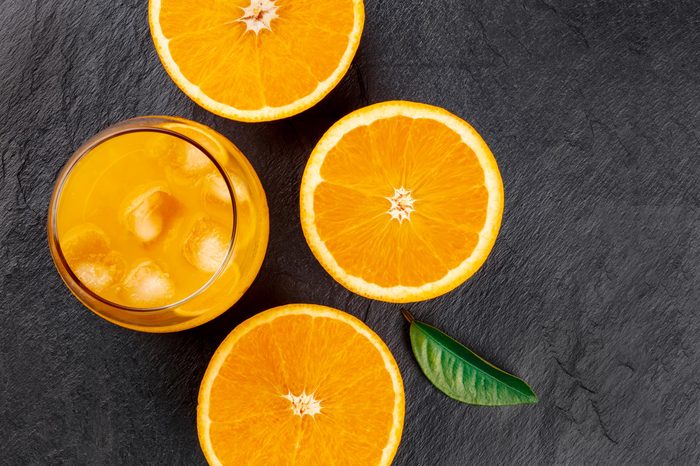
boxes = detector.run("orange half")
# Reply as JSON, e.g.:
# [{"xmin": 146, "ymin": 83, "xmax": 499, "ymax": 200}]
[
  {"xmin": 149, "ymin": 0, "xmax": 365, "ymax": 122},
  {"xmin": 300, "ymin": 101, "xmax": 504, "ymax": 302},
  {"xmin": 197, "ymin": 304, "xmax": 405, "ymax": 465}
]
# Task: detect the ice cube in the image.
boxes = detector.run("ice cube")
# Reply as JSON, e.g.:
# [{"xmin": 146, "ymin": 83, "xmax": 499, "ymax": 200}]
[
  {"xmin": 201, "ymin": 172, "xmax": 232, "ymax": 207},
  {"xmin": 166, "ymin": 142, "xmax": 217, "ymax": 186},
  {"xmin": 61, "ymin": 225, "xmax": 125, "ymax": 292},
  {"xmin": 179, "ymin": 144, "xmax": 212, "ymax": 175},
  {"xmin": 183, "ymin": 217, "xmax": 231, "ymax": 273},
  {"xmin": 229, "ymin": 173, "xmax": 250, "ymax": 204},
  {"xmin": 123, "ymin": 187, "xmax": 176, "ymax": 243},
  {"xmin": 121, "ymin": 260, "xmax": 175, "ymax": 307},
  {"xmin": 61, "ymin": 224, "xmax": 110, "ymax": 261},
  {"xmin": 72, "ymin": 252, "xmax": 123, "ymax": 293}
]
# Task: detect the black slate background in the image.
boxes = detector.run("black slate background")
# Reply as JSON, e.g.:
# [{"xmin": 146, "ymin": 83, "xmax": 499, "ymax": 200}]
[{"xmin": 1, "ymin": 1, "xmax": 699, "ymax": 464}]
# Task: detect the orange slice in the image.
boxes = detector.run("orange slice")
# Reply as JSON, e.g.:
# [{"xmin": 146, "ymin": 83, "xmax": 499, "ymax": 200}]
[
  {"xmin": 197, "ymin": 304, "xmax": 404, "ymax": 465},
  {"xmin": 300, "ymin": 101, "xmax": 504, "ymax": 302},
  {"xmin": 149, "ymin": 0, "xmax": 365, "ymax": 122}
]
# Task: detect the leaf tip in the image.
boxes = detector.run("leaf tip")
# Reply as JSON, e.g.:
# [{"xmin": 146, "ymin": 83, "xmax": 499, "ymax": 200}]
[{"xmin": 523, "ymin": 389, "xmax": 539, "ymax": 405}]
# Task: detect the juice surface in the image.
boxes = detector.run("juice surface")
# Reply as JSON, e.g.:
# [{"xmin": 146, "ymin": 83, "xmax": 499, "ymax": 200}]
[{"xmin": 56, "ymin": 131, "xmax": 234, "ymax": 308}]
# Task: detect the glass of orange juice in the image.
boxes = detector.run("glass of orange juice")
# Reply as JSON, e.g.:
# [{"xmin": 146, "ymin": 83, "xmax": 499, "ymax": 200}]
[{"xmin": 47, "ymin": 116, "xmax": 268, "ymax": 332}]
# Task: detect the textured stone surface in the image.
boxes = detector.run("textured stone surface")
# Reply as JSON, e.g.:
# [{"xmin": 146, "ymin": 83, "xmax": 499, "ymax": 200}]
[{"xmin": 1, "ymin": 0, "xmax": 699, "ymax": 464}]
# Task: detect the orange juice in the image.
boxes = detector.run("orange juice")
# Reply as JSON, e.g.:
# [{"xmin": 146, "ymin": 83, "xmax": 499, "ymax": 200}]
[{"xmin": 48, "ymin": 117, "xmax": 268, "ymax": 332}]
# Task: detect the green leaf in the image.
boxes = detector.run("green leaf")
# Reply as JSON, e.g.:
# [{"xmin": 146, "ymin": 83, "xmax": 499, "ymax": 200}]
[{"xmin": 402, "ymin": 309, "xmax": 538, "ymax": 406}]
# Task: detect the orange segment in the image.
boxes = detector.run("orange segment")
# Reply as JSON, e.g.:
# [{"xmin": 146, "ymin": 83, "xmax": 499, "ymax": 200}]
[
  {"xmin": 149, "ymin": 0, "xmax": 364, "ymax": 121},
  {"xmin": 198, "ymin": 304, "xmax": 404, "ymax": 466},
  {"xmin": 300, "ymin": 101, "xmax": 504, "ymax": 302}
]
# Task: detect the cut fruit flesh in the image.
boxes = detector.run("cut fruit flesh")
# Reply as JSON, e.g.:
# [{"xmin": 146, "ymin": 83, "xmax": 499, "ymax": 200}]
[
  {"xmin": 300, "ymin": 101, "xmax": 504, "ymax": 302},
  {"xmin": 149, "ymin": 0, "xmax": 365, "ymax": 122},
  {"xmin": 197, "ymin": 304, "xmax": 404, "ymax": 466}
]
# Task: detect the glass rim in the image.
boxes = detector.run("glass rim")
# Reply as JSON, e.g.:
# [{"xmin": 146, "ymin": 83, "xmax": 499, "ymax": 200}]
[{"xmin": 48, "ymin": 117, "xmax": 238, "ymax": 313}]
